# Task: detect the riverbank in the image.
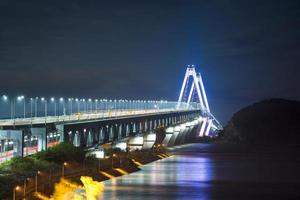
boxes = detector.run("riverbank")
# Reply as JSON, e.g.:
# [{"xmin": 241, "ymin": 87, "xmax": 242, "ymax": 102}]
[{"xmin": 0, "ymin": 142, "xmax": 170, "ymax": 199}]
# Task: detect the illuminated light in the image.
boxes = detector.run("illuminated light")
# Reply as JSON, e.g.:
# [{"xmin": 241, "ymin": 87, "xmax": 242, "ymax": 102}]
[
  {"xmin": 2, "ymin": 95, "xmax": 8, "ymax": 100},
  {"xmin": 146, "ymin": 133, "xmax": 156, "ymax": 142},
  {"xmin": 51, "ymin": 97, "xmax": 55, "ymax": 102},
  {"xmin": 131, "ymin": 159, "xmax": 142, "ymax": 166},
  {"xmin": 59, "ymin": 97, "xmax": 64, "ymax": 102},
  {"xmin": 174, "ymin": 126, "xmax": 181, "ymax": 132},
  {"xmin": 93, "ymin": 150, "xmax": 104, "ymax": 158},
  {"xmin": 177, "ymin": 66, "xmax": 204, "ymax": 109},
  {"xmin": 198, "ymin": 73, "xmax": 210, "ymax": 112},
  {"xmin": 100, "ymin": 171, "xmax": 115, "ymax": 179},
  {"xmin": 15, "ymin": 186, "xmax": 20, "ymax": 191},
  {"xmin": 115, "ymin": 142, "xmax": 127, "ymax": 151},
  {"xmin": 204, "ymin": 120, "xmax": 213, "ymax": 136},
  {"xmin": 79, "ymin": 176, "xmax": 104, "ymax": 200},
  {"xmin": 114, "ymin": 168, "xmax": 129, "ymax": 175},
  {"xmin": 63, "ymin": 162, "xmax": 67, "ymax": 166},
  {"xmin": 34, "ymin": 192, "xmax": 50, "ymax": 200},
  {"xmin": 41, "ymin": 97, "xmax": 45, "ymax": 101},
  {"xmin": 199, "ymin": 118, "xmax": 207, "ymax": 137},
  {"xmin": 129, "ymin": 136, "xmax": 143, "ymax": 145},
  {"xmin": 161, "ymin": 153, "xmax": 169, "ymax": 157},
  {"xmin": 88, "ymin": 98, "xmax": 92, "ymax": 102},
  {"xmin": 180, "ymin": 124, "xmax": 186, "ymax": 130},
  {"xmin": 166, "ymin": 127, "xmax": 174, "ymax": 133}
]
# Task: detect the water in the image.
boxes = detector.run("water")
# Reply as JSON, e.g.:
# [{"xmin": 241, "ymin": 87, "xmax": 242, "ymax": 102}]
[{"xmin": 98, "ymin": 143, "xmax": 300, "ymax": 200}]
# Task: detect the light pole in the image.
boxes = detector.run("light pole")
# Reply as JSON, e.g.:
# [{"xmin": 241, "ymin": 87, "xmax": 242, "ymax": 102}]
[
  {"xmin": 35, "ymin": 97, "xmax": 38, "ymax": 117},
  {"xmin": 30, "ymin": 98, "xmax": 33, "ymax": 119},
  {"xmin": 35, "ymin": 171, "xmax": 41, "ymax": 192},
  {"xmin": 59, "ymin": 97, "xmax": 64, "ymax": 116},
  {"xmin": 16, "ymin": 96, "xmax": 25, "ymax": 119},
  {"xmin": 41, "ymin": 98, "xmax": 47, "ymax": 122},
  {"xmin": 13, "ymin": 185, "xmax": 20, "ymax": 200},
  {"xmin": 1, "ymin": 95, "xmax": 10, "ymax": 119},
  {"xmin": 51, "ymin": 97, "xmax": 56, "ymax": 117},
  {"xmin": 88, "ymin": 98, "xmax": 92, "ymax": 113},
  {"xmin": 75, "ymin": 98, "xmax": 79, "ymax": 113},
  {"xmin": 68, "ymin": 98, "xmax": 73, "ymax": 115},
  {"xmin": 95, "ymin": 99, "xmax": 98, "ymax": 113},
  {"xmin": 62, "ymin": 162, "xmax": 67, "ymax": 177},
  {"xmin": 23, "ymin": 177, "xmax": 29, "ymax": 198}
]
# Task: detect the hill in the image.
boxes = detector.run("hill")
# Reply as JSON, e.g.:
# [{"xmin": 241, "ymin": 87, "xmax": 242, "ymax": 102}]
[{"xmin": 222, "ymin": 98, "xmax": 300, "ymax": 144}]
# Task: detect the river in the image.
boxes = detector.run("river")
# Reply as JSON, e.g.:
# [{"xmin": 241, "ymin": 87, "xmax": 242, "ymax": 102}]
[{"xmin": 98, "ymin": 143, "xmax": 300, "ymax": 200}]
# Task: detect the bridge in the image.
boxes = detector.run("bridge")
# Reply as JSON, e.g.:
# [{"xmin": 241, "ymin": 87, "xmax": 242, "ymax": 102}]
[{"xmin": 0, "ymin": 66, "xmax": 221, "ymax": 163}]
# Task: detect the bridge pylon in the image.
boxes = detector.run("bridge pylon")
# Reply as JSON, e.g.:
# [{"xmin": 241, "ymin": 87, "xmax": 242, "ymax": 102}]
[{"xmin": 177, "ymin": 65, "xmax": 222, "ymax": 136}]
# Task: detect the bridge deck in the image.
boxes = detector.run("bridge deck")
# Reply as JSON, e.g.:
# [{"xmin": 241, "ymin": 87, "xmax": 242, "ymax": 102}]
[{"xmin": 0, "ymin": 108, "xmax": 199, "ymax": 127}]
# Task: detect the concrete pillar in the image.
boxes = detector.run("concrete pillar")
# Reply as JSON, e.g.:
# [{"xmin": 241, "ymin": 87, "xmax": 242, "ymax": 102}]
[
  {"xmin": 31, "ymin": 128, "xmax": 47, "ymax": 152},
  {"xmin": 109, "ymin": 126, "xmax": 114, "ymax": 141},
  {"xmin": 149, "ymin": 120, "xmax": 152, "ymax": 130},
  {"xmin": 133, "ymin": 123, "xmax": 137, "ymax": 133},
  {"xmin": 128, "ymin": 135, "xmax": 143, "ymax": 151},
  {"xmin": 162, "ymin": 126, "xmax": 175, "ymax": 146},
  {"xmin": 143, "ymin": 133, "xmax": 156, "ymax": 149},
  {"xmin": 126, "ymin": 124, "xmax": 130, "ymax": 137},
  {"xmin": 144, "ymin": 121, "xmax": 148, "ymax": 132},
  {"xmin": 139, "ymin": 122, "xmax": 143, "ymax": 133},
  {"xmin": 73, "ymin": 131, "xmax": 81, "ymax": 147},
  {"xmin": 168, "ymin": 125, "xmax": 182, "ymax": 146},
  {"xmin": 86, "ymin": 130, "xmax": 93, "ymax": 147},
  {"xmin": 56, "ymin": 124, "xmax": 65, "ymax": 142},
  {"xmin": 0, "ymin": 130, "xmax": 24, "ymax": 157},
  {"xmin": 118, "ymin": 125, "xmax": 122, "ymax": 140},
  {"xmin": 98, "ymin": 128, "xmax": 105, "ymax": 143}
]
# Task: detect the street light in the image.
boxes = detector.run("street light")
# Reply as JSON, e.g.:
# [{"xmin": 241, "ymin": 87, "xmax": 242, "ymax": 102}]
[
  {"xmin": 13, "ymin": 185, "xmax": 20, "ymax": 200},
  {"xmin": 75, "ymin": 98, "xmax": 79, "ymax": 113},
  {"xmin": 62, "ymin": 162, "xmax": 67, "ymax": 177},
  {"xmin": 51, "ymin": 97, "xmax": 57, "ymax": 116},
  {"xmin": 23, "ymin": 177, "xmax": 30, "ymax": 198},
  {"xmin": 35, "ymin": 97, "xmax": 38, "ymax": 117},
  {"xmin": 17, "ymin": 95, "xmax": 25, "ymax": 118},
  {"xmin": 35, "ymin": 171, "xmax": 41, "ymax": 192},
  {"xmin": 88, "ymin": 98, "xmax": 92, "ymax": 112},
  {"xmin": 68, "ymin": 98, "xmax": 73, "ymax": 115},
  {"xmin": 41, "ymin": 97, "xmax": 47, "ymax": 118},
  {"xmin": 59, "ymin": 97, "xmax": 65, "ymax": 116},
  {"xmin": 1, "ymin": 95, "xmax": 12, "ymax": 119}
]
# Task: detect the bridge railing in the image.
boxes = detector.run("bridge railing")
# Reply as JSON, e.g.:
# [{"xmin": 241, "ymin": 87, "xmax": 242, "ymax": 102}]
[{"xmin": 0, "ymin": 96, "xmax": 201, "ymax": 121}]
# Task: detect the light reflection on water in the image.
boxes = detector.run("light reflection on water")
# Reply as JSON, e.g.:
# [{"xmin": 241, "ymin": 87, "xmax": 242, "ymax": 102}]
[{"xmin": 98, "ymin": 154, "xmax": 213, "ymax": 200}]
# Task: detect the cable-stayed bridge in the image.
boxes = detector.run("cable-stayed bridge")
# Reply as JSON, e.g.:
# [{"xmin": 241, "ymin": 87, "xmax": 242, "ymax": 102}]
[{"xmin": 0, "ymin": 66, "xmax": 221, "ymax": 162}]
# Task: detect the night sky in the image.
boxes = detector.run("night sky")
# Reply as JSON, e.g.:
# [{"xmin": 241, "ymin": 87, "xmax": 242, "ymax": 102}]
[{"xmin": 0, "ymin": 0, "xmax": 299, "ymax": 124}]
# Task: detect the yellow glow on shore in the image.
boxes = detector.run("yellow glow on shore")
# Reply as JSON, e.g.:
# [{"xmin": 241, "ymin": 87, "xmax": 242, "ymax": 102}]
[
  {"xmin": 79, "ymin": 176, "xmax": 104, "ymax": 200},
  {"xmin": 157, "ymin": 155, "xmax": 165, "ymax": 159},
  {"xmin": 131, "ymin": 159, "xmax": 142, "ymax": 166},
  {"xmin": 35, "ymin": 177, "xmax": 104, "ymax": 200},
  {"xmin": 100, "ymin": 171, "xmax": 115, "ymax": 179},
  {"xmin": 114, "ymin": 168, "xmax": 129, "ymax": 175},
  {"xmin": 34, "ymin": 192, "xmax": 50, "ymax": 200}
]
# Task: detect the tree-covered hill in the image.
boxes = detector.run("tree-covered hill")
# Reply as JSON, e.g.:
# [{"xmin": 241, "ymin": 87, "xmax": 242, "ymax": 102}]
[{"xmin": 222, "ymin": 99, "xmax": 300, "ymax": 144}]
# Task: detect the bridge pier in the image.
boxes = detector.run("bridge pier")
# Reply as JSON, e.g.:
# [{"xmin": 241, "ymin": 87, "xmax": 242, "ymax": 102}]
[
  {"xmin": 31, "ymin": 128, "xmax": 47, "ymax": 152},
  {"xmin": 0, "ymin": 130, "xmax": 24, "ymax": 157},
  {"xmin": 143, "ymin": 132, "xmax": 156, "ymax": 149}
]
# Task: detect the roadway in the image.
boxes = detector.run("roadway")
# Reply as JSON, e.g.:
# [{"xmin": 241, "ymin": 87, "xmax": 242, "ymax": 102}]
[{"xmin": 0, "ymin": 108, "xmax": 197, "ymax": 127}]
